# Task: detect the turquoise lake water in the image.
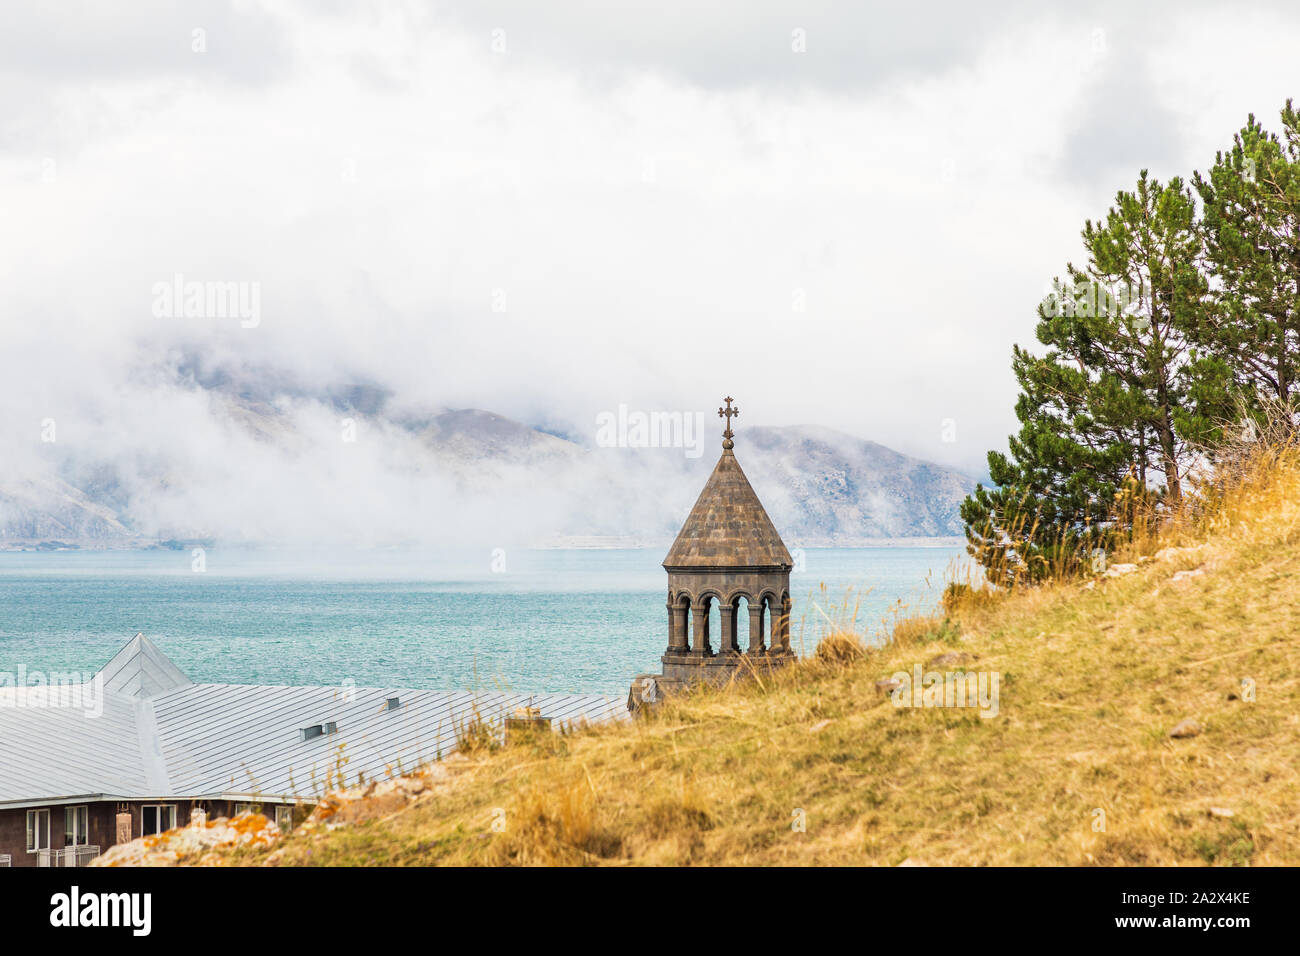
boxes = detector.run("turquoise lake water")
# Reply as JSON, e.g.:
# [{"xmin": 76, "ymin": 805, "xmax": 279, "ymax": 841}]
[{"xmin": 0, "ymin": 547, "xmax": 968, "ymax": 695}]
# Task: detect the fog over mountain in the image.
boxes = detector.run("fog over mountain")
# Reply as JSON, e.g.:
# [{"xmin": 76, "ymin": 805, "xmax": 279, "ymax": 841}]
[
  {"xmin": 0, "ymin": 356, "xmax": 973, "ymax": 550},
  {"xmin": 5, "ymin": 2, "xmax": 1297, "ymax": 515}
]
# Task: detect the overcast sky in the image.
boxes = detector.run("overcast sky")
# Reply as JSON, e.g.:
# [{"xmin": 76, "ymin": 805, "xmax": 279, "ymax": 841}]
[{"xmin": 2, "ymin": 0, "xmax": 1299, "ymax": 479}]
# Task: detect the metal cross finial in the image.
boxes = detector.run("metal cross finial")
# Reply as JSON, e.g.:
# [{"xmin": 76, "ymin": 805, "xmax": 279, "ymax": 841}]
[{"xmin": 718, "ymin": 396, "xmax": 739, "ymax": 449}]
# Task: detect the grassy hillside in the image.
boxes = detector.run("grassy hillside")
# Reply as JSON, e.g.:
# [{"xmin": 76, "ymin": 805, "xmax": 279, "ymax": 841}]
[{"xmin": 221, "ymin": 451, "xmax": 1300, "ymax": 867}]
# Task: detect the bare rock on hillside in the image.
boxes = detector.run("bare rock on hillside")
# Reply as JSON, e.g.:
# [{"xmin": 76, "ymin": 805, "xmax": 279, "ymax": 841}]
[{"xmin": 90, "ymin": 812, "xmax": 282, "ymax": 867}]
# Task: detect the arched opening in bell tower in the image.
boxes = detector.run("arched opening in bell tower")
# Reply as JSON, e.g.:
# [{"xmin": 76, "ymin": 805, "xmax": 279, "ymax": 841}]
[
  {"xmin": 696, "ymin": 594, "xmax": 719, "ymax": 656},
  {"xmin": 676, "ymin": 592, "xmax": 693, "ymax": 651},
  {"xmin": 762, "ymin": 593, "xmax": 778, "ymax": 651},
  {"xmin": 733, "ymin": 595, "xmax": 751, "ymax": 654}
]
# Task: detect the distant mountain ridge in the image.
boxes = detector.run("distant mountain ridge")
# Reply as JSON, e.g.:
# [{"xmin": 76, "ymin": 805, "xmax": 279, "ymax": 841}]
[
  {"xmin": 742, "ymin": 425, "xmax": 975, "ymax": 540},
  {"xmin": 0, "ymin": 382, "xmax": 975, "ymax": 549}
]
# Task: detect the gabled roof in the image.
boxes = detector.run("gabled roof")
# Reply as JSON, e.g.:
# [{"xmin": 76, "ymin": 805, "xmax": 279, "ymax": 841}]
[
  {"xmin": 97, "ymin": 632, "xmax": 192, "ymax": 699},
  {"xmin": 663, "ymin": 446, "xmax": 793, "ymax": 570},
  {"xmin": 0, "ymin": 635, "xmax": 624, "ymax": 807}
]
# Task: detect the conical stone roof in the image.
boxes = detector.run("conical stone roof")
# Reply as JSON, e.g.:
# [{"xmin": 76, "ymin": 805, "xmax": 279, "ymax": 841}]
[{"xmin": 663, "ymin": 447, "xmax": 793, "ymax": 571}]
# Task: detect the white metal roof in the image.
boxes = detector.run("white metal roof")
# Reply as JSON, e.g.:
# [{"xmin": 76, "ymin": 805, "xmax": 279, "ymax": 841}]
[{"xmin": 0, "ymin": 634, "xmax": 625, "ymax": 807}]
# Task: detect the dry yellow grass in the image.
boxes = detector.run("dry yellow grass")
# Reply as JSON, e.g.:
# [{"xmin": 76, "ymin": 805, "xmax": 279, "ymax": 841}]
[{"xmin": 227, "ymin": 448, "xmax": 1300, "ymax": 866}]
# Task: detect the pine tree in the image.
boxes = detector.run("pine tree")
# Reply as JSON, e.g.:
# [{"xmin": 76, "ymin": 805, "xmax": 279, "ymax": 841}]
[
  {"xmin": 1193, "ymin": 102, "xmax": 1300, "ymax": 423},
  {"xmin": 962, "ymin": 172, "xmax": 1209, "ymax": 585}
]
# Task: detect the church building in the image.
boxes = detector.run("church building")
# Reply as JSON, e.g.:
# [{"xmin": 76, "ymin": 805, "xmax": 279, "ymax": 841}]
[{"xmin": 658, "ymin": 397, "xmax": 795, "ymax": 684}]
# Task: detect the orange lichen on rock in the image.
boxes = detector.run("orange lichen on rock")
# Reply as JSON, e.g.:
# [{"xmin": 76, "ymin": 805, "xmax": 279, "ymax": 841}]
[
  {"xmin": 93, "ymin": 759, "xmax": 466, "ymax": 866},
  {"xmin": 90, "ymin": 811, "xmax": 285, "ymax": 867}
]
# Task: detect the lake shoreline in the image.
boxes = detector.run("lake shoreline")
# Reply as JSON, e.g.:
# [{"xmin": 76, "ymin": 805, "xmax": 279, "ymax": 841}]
[{"xmin": 0, "ymin": 536, "xmax": 968, "ymax": 553}]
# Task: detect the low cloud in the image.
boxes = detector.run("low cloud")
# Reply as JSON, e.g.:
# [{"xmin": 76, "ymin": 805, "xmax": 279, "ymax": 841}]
[{"xmin": 1, "ymin": 0, "xmax": 1298, "ymax": 545}]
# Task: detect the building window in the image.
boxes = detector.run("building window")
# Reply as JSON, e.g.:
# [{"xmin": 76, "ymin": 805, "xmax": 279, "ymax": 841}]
[
  {"xmin": 26, "ymin": 809, "xmax": 51, "ymax": 853},
  {"xmin": 275, "ymin": 805, "xmax": 293, "ymax": 832},
  {"xmin": 65, "ymin": 805, "xmax": 89, "ymax": 847},
  {"xmin": 234, "ymin": 802, "xmax": 261, "ymax": 816},
  {"xmin": 140, "ymin": 804, "xmax": 177, "ymax": 836}
]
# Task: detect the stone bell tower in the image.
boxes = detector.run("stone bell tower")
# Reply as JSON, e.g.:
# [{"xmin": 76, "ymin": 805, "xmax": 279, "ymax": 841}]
[{"xmin": 658, "ymin": 397, "xmax": 794, "ymax": 683}]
